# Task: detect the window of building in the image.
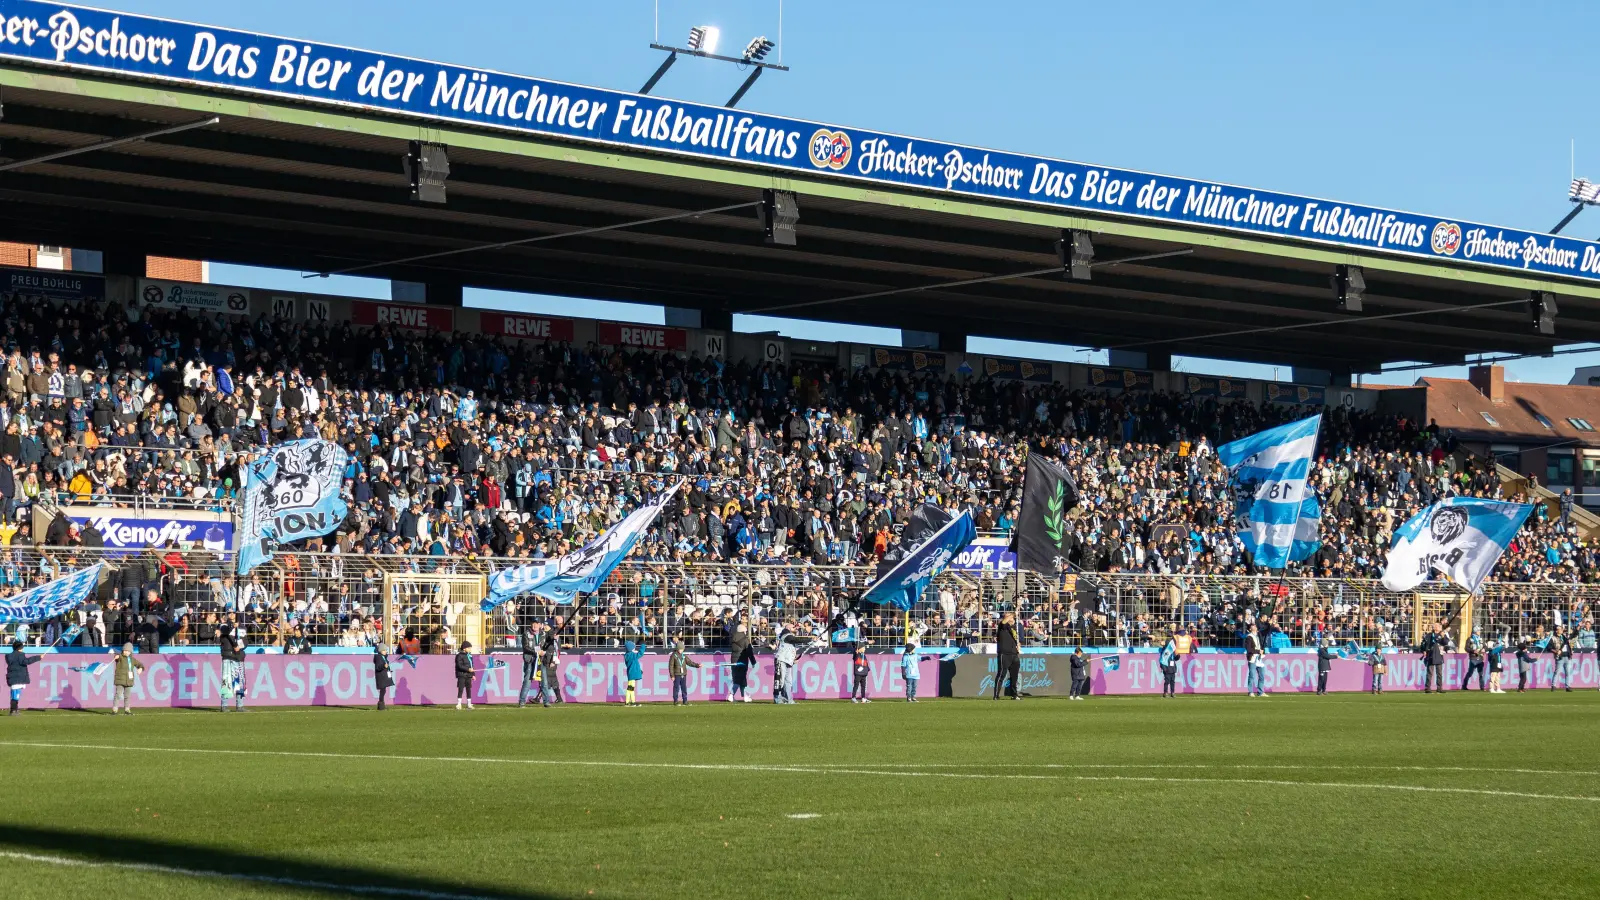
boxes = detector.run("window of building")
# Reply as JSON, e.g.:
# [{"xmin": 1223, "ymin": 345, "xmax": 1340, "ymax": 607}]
[
  {"xmin": 1479, "ymin": 412, "xmax": 1499, "ymax": 427},
  {"xmin": 1569, "ymin": 418, "xmax": 1595, "ymax": 431},
  {"xmin": 1548, "ymin": 452, "xmax": 1576, "ymax": 487},
  {"xmin": 1583, "ymin": 455, "xmax": 1600, "ymax": 488},
  {"xmin": 1533, "ymin": 413, "xmax": 1555, "ymax": 429}
]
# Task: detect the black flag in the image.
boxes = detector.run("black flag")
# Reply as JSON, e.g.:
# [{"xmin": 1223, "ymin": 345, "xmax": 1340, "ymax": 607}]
[
  {"xmin": 1012, "ymin": 453, "xmax": 1079, "ymax": 574},
  {"xmin": 877, "ymin": 503, "xmax": 953, "ymax": 577}
]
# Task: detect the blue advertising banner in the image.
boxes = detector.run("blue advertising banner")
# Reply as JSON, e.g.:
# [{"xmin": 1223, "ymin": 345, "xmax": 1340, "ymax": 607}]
[
  {"xmin": 871, "ymin": 346, "xmax": 946, "ymax": 373},
  {"xmin": 1265, "ymin": 382, "xmax": 1327, "ymax": 405},
  {"xmin": 2, "ymin": 264, "xmax": 102, "ymax": 302},
  {"xmin": 1184, "ymin": 375, "xmax": 1248, "ymax": 399},
  {"xmin": 982, "ymin": 356, "xmax": 1054, "ymax": 383},
  {"xmin": 1087, "ymin": 367, "xmax": 1153, "ymax": 392},
  {"xmin": 1, "ymin": 2, "xmax": 1598, "ymax": 284},
  {"xmin": 67, "ymin": 511, "xmax": 232, "ymax": 551}
]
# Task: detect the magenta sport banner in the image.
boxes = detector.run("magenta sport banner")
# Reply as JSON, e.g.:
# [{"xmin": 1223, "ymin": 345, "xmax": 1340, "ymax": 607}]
[
  {"xmin": 1093, "ymin": 651, "xmax": 1600, "ymax": 694},
  {"xmin": 15, "ymin": 652, "xmax": 939, "ymax": 709}
]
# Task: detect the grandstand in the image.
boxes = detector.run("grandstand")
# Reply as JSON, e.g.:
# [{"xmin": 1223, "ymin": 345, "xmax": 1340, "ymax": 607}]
[{"xmin": 0, "ymin": 2, "xmax": 1592, "ymax": 674}]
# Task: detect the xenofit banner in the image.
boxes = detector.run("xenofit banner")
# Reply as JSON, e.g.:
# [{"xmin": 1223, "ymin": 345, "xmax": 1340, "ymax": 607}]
[{"xmin": 3, "ymin": 2, "xmax": 1599, "ymax": 281}]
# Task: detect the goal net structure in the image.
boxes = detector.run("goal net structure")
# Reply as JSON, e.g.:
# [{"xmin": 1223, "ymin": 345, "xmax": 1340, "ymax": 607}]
[{"xmin": 382, "ymin": 571, "xmax": 489, "ymax": 654}]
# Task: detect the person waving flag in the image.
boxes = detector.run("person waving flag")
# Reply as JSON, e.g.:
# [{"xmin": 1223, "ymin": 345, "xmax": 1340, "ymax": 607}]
[{"xmin": 1216, "ymin": 415, "xmax": 1322, "ymax": 570}]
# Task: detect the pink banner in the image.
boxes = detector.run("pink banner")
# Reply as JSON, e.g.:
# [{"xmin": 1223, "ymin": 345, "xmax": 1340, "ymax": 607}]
[
  {"xmin": 16, "ymin": 652, "xmax": 940, "ymax": 709},
  {"xmin": 1094, "ymin": 652, "xmax": 1600, "ymax": 694}
]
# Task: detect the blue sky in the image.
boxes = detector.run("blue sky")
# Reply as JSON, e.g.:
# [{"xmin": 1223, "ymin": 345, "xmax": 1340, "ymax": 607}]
[{"xmin": 108, "ymin": 0, "xmax": 1600, "ymax": 386}]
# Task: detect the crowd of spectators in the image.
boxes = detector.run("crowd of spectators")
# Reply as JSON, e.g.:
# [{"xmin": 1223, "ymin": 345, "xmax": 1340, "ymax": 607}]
[{"xmin": 0, "ymin": 289, "xmax": 1596, "ymax": 652}]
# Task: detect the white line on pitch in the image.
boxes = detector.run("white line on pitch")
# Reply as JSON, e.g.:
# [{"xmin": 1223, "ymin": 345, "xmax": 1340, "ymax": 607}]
[{"xmin": 1, "ymin": 741, "xmax": 1595, "ymax": 805}]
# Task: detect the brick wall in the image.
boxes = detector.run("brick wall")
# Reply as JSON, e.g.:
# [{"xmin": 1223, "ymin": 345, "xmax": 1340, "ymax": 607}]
[
  {"xmin": 0, "ymin": 242, "xmax": 34, "ymax": 267},
  {"xmin": 145, "ymin": 256, "xmax": 203, "ymax": 281}
]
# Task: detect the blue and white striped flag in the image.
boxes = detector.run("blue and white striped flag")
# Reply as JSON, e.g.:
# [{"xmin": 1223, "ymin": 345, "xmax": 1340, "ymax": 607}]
[
  {"xmin": 0, "ymin": 564, "xmax": 104, "ymax": 625},
  {"xmin": 1217, "ymin": 415, "xmax": 1322, "ymax": 570}
]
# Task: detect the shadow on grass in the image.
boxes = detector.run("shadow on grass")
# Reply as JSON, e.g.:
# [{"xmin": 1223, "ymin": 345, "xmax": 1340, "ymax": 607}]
[{"xmin": 0, "ymin": 822, "xmax": 566, "ymax": 899}]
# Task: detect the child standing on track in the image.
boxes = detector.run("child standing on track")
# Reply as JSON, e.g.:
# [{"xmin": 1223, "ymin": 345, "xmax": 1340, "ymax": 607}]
[
  {"xmin": 623, "ymin": 640, "xmax": 644, "ymax": 706},
  {"xmin": 111, "ymin": 642, "xmax": 144, "ymax": 714},
  {"xmin": 668, "ymin": 639, "xmax": 700, "ymax": 705},
  {"xmin": 455, "ymin": 641, "xmax": 475, "ymax": 710},
  {"xmin": 901, "ymin": 639, "xmax": 930, "ymax": 703},
  {"xmin": 850, "ymin": 640, "xmax": 872, "ymax": 703},
  {"xmin": 1515, "ymin": 638, "xmax": 1535, "ymax": 692},
  {"xmin": 6, "ymin": 639, "xmax": 41, "ymax": 716},
  {"xmin": 1486, "ymin": 637, "xmax": 1505, "ymax": 694}
]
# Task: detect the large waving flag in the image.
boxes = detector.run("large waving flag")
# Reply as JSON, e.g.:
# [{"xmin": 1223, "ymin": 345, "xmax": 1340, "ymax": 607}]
[
  {"xmin": 0, "ymin": 564, "xmax": 104, "ymax": 624},
  {"xmin": 1217, "ymin": 414, "xmax": 1322, "ymax": 570},
  {"xmin": 1381, "ymin": 497, "xmax": 1533, "ymax": 594},
  {"xmin": 861, "ymin": 507, "xmax": 976, "ymax": 610},
  {"xmin": 238, "ymin": 439, "xmax": 350, "ymax": 575},
  {"xmin": 482, "ymin": 484, "xmax": 679, "ymax": 610}
]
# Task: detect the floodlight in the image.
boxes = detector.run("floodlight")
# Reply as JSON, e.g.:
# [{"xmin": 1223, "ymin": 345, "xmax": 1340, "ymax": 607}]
[
  {"xmin": 743, "ymin": 36, "xmax": 775, "ymax": 61},
  {"xmin": 1571, "ymin": 178, "xmax": 1600, "ymax": 206},
  {"xmin": 688, "ymin": 25, "xmax": 720, "ymax": 55}
]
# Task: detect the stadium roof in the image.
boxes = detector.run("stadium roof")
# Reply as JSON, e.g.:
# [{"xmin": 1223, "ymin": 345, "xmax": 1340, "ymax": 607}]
[{"xmin": 3, "ymin": 1, "xmax": 1600, "ymax": 372}]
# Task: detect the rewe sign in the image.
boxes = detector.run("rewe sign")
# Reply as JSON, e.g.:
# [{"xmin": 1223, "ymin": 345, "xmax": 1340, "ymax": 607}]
[
  {"xmin": 351, "ymin": 300, "xmax": 454, "ymax": 332},
  {"xmin": 597, "ymin": 321, "xmax": 687, "ymax": 351},
  {"xmin": 480, "ymin": 312, "xmax": 575, "ymax": 341}
]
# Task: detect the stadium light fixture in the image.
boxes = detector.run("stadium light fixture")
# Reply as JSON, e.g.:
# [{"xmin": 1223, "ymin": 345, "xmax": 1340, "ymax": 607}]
[
  {"xmin": 1333, "ymin": 264, "xmax": 1365, "ymax": 313},
  {"xmin": 403, "ymin": 140, "xmax": 450, "ymax": 204},
  {"xmin": 640, "ymin": 28, "xmax": 788, "ymax": 104},
  {"xmin": 743, "ymin": 36, "xmax": 774, "ymax": 61},
  {"xmin": 1550, "ymin": 177, "xmax": 1600, "ymax": 234},
  {"xmin": 1530, "ymin": 290, "xmax": 1558, "ymax": 335},
  {"xmin": 688, "ymin": 25, "xmax": 720, "ymax": 54},
  {"xmin": 758, "ymin": 189, "xmax": 800, "ymax": 246},
  {"xmin": 1056, "ymin": 230, "xmax": 1094, "ymax": 280}
]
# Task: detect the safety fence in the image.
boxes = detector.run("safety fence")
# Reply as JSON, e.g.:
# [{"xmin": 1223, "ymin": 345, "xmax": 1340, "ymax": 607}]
[{"xmin": 0, "ymin": 547, "xmax": 1593, "ymax": 653}]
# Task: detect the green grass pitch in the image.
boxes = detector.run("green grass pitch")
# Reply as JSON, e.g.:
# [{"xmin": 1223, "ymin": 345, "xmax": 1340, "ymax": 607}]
[{"xmin": 0, "ymin": 693, "xmax": 1596, "ymax": 899}]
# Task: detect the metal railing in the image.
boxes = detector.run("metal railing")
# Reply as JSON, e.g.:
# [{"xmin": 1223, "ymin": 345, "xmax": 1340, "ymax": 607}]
[{"xmin": 1, "ymin": 547, "xmax": 1594, "ymax": 654}]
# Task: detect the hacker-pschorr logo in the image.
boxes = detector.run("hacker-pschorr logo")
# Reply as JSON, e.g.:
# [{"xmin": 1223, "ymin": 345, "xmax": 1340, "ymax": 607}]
[
  {"xmin": 1431, "ymin": 221, "xmax": 1462, "ymax": 256},
  {"xmin": 808, "ymin": 128, "xmax": 852, "ymax": 171},
  {"xmin": 1430, "ymin": 506, "xmax": 1469, "ymax": 546}
]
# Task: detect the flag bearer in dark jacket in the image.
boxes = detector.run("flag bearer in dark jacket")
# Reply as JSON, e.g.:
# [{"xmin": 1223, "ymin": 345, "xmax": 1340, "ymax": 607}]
[
  {"xmin": 1418, "ymin": 623, "xmax": 1449, "ymax": 694},
  {"xmin": 218, "ymin": 612, "xmax": 247, "ymax": 712},
  {"xmin": 541, "ymin": 616, "xmax": 569, "ymax": 707},
  {"xmin": 1462, "ymin": 630, "xmax": 1486, "ymax": 691},
  {"xmin": 504, "ymin": 602, "xmax": 543, "ymax": 708},
  {"xmin": 1315, "ymin": 639, "xmax": 1337, "ymax": 695},
  {"xmin": 7, "ymin": 639, "xmax": 42, "ymax": 714},
  {"xmin": 993, "ymin": 612, "xmax": 1021, "ymax": 700},
  {"xmin": 454, "ymin": 641, "xmax": 475, "ymax": 710},
  {"xmin": 1068, "ymin": 647, "xmax": 1089, "ymax": 700},
  {"xmin": 373, "ymin": 645, "xmax": 394, "ymax": 710}
]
